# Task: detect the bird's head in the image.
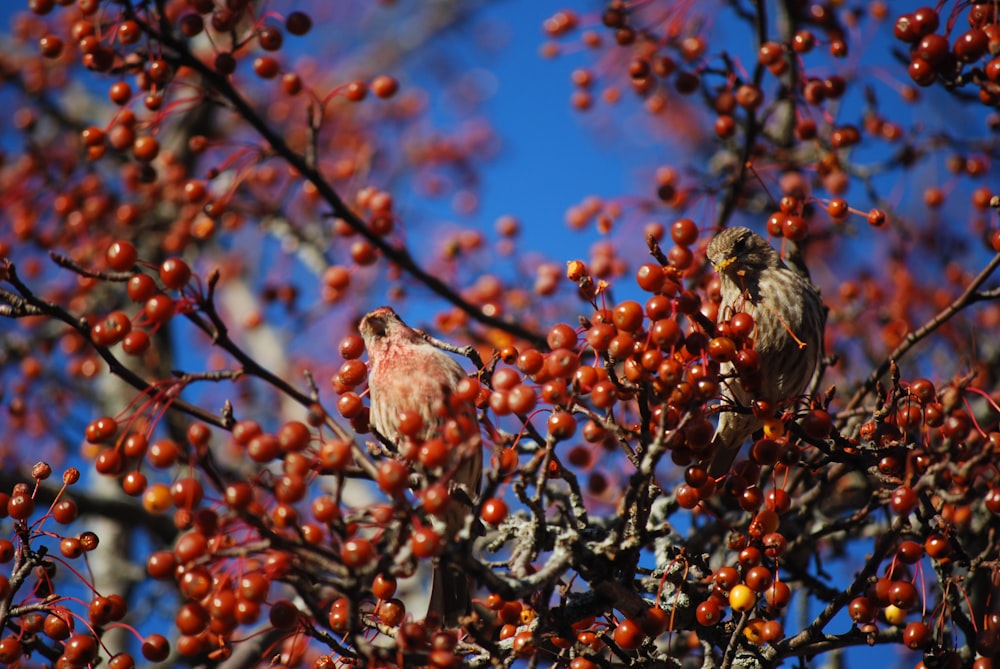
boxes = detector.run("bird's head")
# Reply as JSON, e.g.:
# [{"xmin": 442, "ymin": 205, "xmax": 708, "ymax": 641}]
[
  {"xmin": 706, "ymin": 227, "xmax": 781, "ymax": 278},
  {"xmin": 359, "ymin": 306, "xmax": 398, "ymax": 342}
]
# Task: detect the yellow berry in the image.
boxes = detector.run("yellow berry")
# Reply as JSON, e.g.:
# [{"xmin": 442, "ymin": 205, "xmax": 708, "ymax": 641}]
[
  {"xmin": 762, "ymin": 418, "xmax": 785, "ymax": 438},
  {"xmin": 884, "ymin": 604, "xmax": 907, "ymax": 625},
  {"xmin": 744, "ymin": 619, "xmax": 766, "ymax": 644},
  {"xmin": 729, "ymin": 584, "xmax": 757, "ymax": 612}
]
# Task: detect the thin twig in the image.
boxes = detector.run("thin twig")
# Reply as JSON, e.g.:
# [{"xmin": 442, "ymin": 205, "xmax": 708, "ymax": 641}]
[
  {"xmin": 845, "ymin": 251, "xmax": 1000, "ymax": 412},
  {"xmin": 1, "ymin": 260, "xmax": 231, "ymax": 428},
  {"xmin": 138, "ymin": 15, "xmax": 547, "ymax": 349},
  {"xmin": 184, "ymin": 270, "xmax": 354, "ymax": 442}
]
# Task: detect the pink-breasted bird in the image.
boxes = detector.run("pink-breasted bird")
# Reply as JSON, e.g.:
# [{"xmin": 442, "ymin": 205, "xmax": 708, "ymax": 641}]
[{"xmin": 359, "ymin": 306, "xmax": 482, "ymax": 624}]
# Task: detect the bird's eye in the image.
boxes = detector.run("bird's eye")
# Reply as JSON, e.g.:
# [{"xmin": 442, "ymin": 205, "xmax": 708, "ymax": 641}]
[
  {"xmin": 366, "ymin": 317, "xmax": 387, "ymax": 338},
  {"xmin": 733, "ymin": 234, "xmax": 748, "ymax": 253}
]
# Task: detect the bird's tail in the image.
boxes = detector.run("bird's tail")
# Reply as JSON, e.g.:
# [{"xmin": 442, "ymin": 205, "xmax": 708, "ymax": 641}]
[
  {"xmin": 426, "ymin": 458, "xmax": 479, "ymax": 625},
  {"xmin": 707, "ymin": 413, "xmax": 761, "ymax": 477},
  {"xmin": 428, "ymin": 562, "xmax": 471, "ymax": 626}
]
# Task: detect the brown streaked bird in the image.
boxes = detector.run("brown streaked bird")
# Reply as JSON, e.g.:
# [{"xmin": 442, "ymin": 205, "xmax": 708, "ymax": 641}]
[
  {"xmin": 359, "ymin": 306, "xmax": 482, "ymax": 624},
  {"xmin": 705, "ymin": 227, "xmax": 824, "ymax": 477}
]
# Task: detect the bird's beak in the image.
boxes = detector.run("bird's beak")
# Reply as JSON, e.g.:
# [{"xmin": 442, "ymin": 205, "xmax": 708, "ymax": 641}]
[{"xmin": 716, "ymin": 256, "xmax": 736, "ymax": 272}]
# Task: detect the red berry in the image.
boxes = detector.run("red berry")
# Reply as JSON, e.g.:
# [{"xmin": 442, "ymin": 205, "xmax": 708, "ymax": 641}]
[
  {"xmin": 377, "ymin": 460, "xmax": 409, "ymax": 496},
  {"xmin": 345, "ymin": 81, "xmax": 367, "ymax": 101},
  {"xmin": 253, "ymin": 56, "xmax": 280, "ymax": 79},
  {"xmin": 670, "ymin": 218, "xmax": 698, "ymax": 246},
  {"xmin": 889, "ymin": 486, "xmax": 918, "ymax": 515},
  {"xmin": 144, "ymin": 294, "xmax": 175, "ymax": 324},
  {"xmin": 696, "ymin": 599, "xmax": 722, "ymax": 626},
  {"xmin": 371, "ymin": 75, "xmax": 399, "ymax": 98},
  {"xmin": 341, "ymin": 538, "xmax": 375, "ymax": 568},
  {"xmin": 257, "ymin": 26, "xmax": 283, "ymax": 51},
  {"xmin": 286, "ymin": 11, "xmax": 312, "ymax": 35},
  {"xmin": 612, "ymin": 619, "xmax": 644, "ymax": 650},
  {"xmin": 127, "ymin": 273, "xmax": 158, "ymax": 302},
  {"xmin": 7, "ymin": 494, "xmax": 33, "ymax": 521},
  {"xmin": 411, "ymin": 527, "xmax": 442, "ymax": 559},
  {"xmin": 106, "ymin": 241, "xmax": 137, "ymax": 271},
  {"xmin": 903, "ymin": 621, "xmax": 930, "ymax": 649},
  {"xmin": 159, "ymin": 258, "xmax": 191, "ymax": 289},
  {"xmin": 372, "ymin": 573, "xmax": 397, "ymax": 600},
  {"xmin": 141, "ymin": 634, "xmax": 170, "ymax": 662},
  {"xmin": 480, "ymin": 498, "xmax": 509, "ymax": 525},
  {"xmin": 63, "ymin": 635, "xmax": 98, "ymax": 664}
]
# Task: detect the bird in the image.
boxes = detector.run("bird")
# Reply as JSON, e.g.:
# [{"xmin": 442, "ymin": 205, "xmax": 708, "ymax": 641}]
[
  {"xmin": 705, "ymin": 227, "xmax": 824, "ymax": 477},
  {"xmin": 359, "ymin": 306, "xmax": 482, "ymax": 624}
]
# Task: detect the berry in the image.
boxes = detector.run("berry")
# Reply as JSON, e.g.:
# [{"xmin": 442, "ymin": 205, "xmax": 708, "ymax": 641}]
[
  {"xmin": 729, "ymin": 584, "xmax": 757, "ymax": 612},
  {"xmin": 612, "ymin": 619, "xmax": 644, "ymax": 650},
  {"xmin": 481, "ymin": 498, "xmax": 509, "ymax": 525},
  {"xmin": 341, "ymin": 538, "xmax": 375, "ymax": 568}
]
